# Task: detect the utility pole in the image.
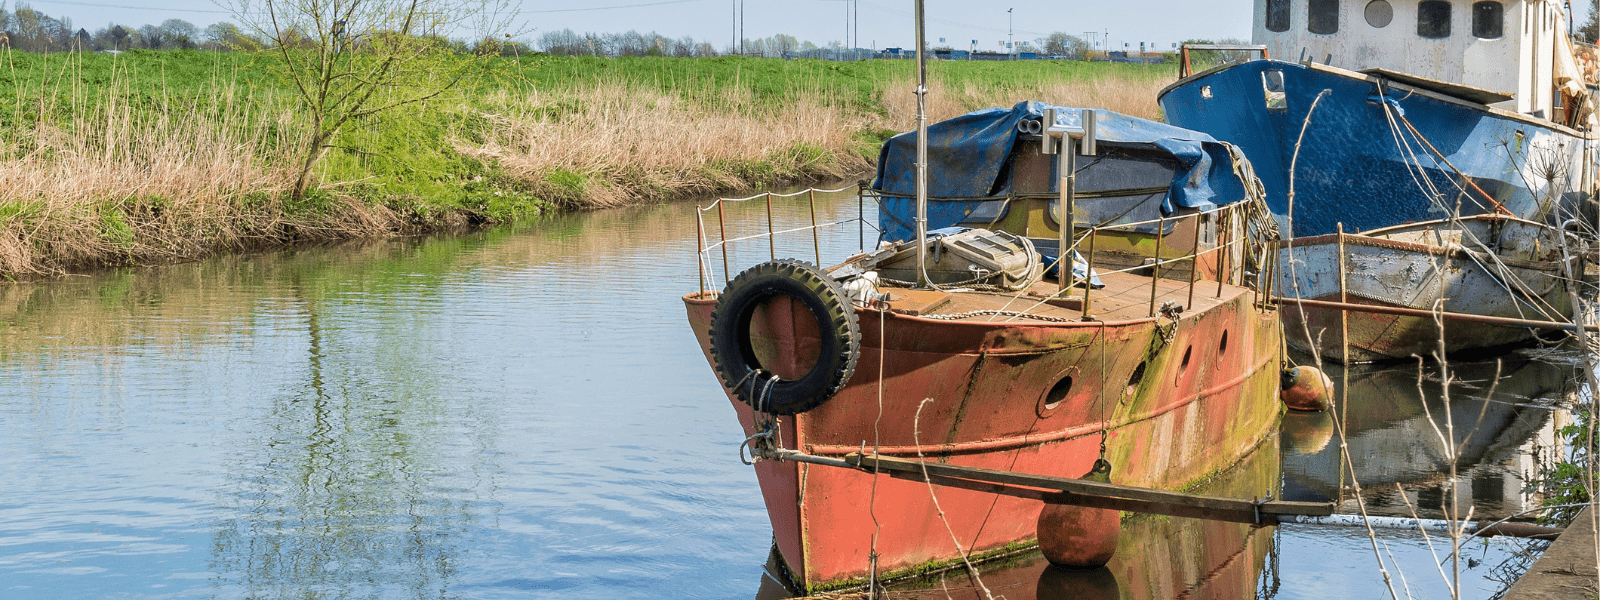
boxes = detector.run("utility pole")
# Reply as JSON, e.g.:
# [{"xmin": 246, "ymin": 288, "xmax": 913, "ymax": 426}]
[{"xmin": 1007, "ymin": 8, "xmax": 1013, "ymax": 60}]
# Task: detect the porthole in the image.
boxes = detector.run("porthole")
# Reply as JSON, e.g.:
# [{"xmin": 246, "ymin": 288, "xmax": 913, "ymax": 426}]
[
  {"xmin": 1364, "ymin": 0, "xmax": 1393, "ymax": 28},
  {"xmin": 1309, "ymin": 0, "xmax": 1340, "ymax": 34},
  {"xmin": 1472, "ymin": 2, "xmax": 1503, "ymax": 38},
  {"xmin": 1043, "ymin": 376, "xmax": 1074, "ymax": 410},
  {"xmin": 1219, "ymin": 330, "xmax": 1230, "ymax": 355},
  {"xmin": 1125, "ymin": 361, "xmax": 1147, "ymax": 398},
  {"xmin": 1418, "ymin": 1, "xmax": 1452, "ymax": 39},
  {"xmin": 1266, "ymin": 0, "xmax": 1292, "ymax": 32}
]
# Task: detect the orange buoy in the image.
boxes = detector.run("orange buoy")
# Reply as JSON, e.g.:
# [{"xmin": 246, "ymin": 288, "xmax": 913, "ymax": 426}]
[
  {"xmin": 1279, "ymin": 365, "xmax": 1333, "ymax": 412},
  {"xmin": 1036, "ymin": 458, "xmax": 1119, "ymax": 567}
]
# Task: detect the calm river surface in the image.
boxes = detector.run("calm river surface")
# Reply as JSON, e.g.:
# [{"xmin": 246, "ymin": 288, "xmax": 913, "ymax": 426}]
[{"xmin": 0, "ymin": 185, "xmax": 1577, "ymax": 599}]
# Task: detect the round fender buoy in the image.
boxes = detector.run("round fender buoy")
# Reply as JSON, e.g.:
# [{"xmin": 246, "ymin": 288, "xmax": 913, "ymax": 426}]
[
  {"xmin": 1036, "ymin": 458, "xmax": 1119, "ymax": 568},
  {"xmin": 708, "ymin": 259, "xmax": 861, "ymax": 415},
  {"xmin": 1280, "ymin": 365, "xmax": 1333, "ymax": 412}
]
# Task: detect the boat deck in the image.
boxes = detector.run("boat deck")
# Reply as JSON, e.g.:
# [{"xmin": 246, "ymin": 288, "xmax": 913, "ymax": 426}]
[{"xmin": 879, "ymin": 270, "xmax": 1256, "ymax": 324}]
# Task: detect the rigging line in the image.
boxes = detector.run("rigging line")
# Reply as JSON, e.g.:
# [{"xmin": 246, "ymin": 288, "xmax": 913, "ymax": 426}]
[
  {"xmin": 1395, "ymin": 114, "xmax": 1513, "ymax": 215},
  {"xmin": 1379, "ymin": 91, "xmax": 1569, "ymax": 321},
  {"xmin": 1375, "ymin": 88, "xmax": 1555, "ymax": 321},
  {"xmin": 867, "ymin": 303, "xmax": 886, "ymax": 598},
  {"xmin": 912, "ymin": 398, "xmax": 997, "ymax": 600},
  {"xmin": 1284, "ymin": 89, "xmax": 1333, "ymax": 365}
]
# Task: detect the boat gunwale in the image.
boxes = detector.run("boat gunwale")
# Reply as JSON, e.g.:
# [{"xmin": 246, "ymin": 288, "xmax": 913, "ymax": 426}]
[
  {"xmin": 1278, "ymin": 226, "xmax": 1567, "ymax": 273},
  {"xmin": 1156, "ymin": 59, "xmax": 1593, "ymax": 139}
]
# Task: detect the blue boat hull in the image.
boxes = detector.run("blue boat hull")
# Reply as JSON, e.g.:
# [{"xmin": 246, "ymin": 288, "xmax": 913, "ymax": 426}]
[{"xmin": 1159, "ymin": 60, "xmax": 1592, "ymax": 237}]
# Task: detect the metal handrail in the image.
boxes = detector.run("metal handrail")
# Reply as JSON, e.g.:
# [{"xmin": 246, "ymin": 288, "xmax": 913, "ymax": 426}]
[
  {"xmin": 695, "ymin": 187, "xmax": 1276, "ymax": 323},
  {"xmin": 695, "ymin": 183, "xmax": 877, "ymax": 294}
]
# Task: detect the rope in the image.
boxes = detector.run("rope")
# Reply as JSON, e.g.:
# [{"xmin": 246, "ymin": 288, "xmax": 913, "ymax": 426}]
[
  {"xmin": 912, "ymin": 398, "xmax": 997, "ymax": 600},
  {"xmin": 919, "ymin": 309, "xmax": 1075, "ymax": 322},
  {"xmin": 867, "ymin": 303, "xmax": 887, "ymax": 599}
]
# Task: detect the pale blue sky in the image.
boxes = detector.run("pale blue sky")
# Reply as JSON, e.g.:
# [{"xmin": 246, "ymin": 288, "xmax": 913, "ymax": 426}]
[
  {"xmin": 17, "ymin": 0, "xmax": 1259, "ymax": 51},
  {"xmin": 17, "ymin": 0, "xmax": 1597, "ymax": 53}
]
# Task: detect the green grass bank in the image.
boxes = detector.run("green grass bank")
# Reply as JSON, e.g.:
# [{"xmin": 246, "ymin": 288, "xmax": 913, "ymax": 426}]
[{"xmin": 0, "ymin": 48, "xmax": 1173, "ymax": 276}]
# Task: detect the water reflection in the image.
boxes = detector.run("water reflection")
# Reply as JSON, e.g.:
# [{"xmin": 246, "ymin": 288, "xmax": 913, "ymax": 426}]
[
  {"xmin": 1282, "ymin": 352, "xmax": 1576, "ymax": 521},
  {"xmin": 0, "ymin": 185, "xmax": 876, "ymax": 598}
]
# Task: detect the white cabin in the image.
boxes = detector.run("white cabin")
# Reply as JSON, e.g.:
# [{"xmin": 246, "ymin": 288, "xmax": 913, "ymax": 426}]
[{"xmin": 1252, "ymin": 0, "xmax": 1585, "ymax": 120}]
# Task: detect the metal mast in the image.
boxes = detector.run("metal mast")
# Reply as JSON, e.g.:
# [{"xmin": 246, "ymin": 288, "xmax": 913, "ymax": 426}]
[{"xmin": 914, "ymin": 0, "xmax": 929, "ymax": 287}]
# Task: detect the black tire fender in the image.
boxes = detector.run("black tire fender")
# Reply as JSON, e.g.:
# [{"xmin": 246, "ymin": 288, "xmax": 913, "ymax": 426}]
[{"xmin": 708, "ymin": 259, "xmax": 862, "ymax": 415}]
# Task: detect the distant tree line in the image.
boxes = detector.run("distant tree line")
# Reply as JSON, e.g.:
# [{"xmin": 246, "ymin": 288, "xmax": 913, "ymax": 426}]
[
  {"xmin": 0, "ymin": 2, "xmax": 261, "ymax": 53},
  {"xmin": 536, "ymin": 29, "xmax": 841, "ymax": 59},
  {"xmin": 0, "ymin": 1, "xmax": 842, "ymax": 60}
]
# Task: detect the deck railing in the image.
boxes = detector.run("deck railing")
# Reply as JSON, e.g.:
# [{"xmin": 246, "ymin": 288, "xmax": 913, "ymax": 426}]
[
  {"xmin": 695, "ymin": 185, "xmax": 1279, "ymax": 321},
  {"xmin": 694, "ymin": 183, "xmax": 877, "ymax": 296}
]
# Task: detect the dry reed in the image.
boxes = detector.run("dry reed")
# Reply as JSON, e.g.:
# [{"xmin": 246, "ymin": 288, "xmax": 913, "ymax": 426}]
[
  {"xmin": 460, "ymin": 79, "xmax": 874, "ymax": 208},
  {"xmin": 882, "ymin": 73, "xmax": 1171, "ymax": 124},
  {"xmin": 0, "ymin": 51, "xmax": 405, "ymax": 276}
]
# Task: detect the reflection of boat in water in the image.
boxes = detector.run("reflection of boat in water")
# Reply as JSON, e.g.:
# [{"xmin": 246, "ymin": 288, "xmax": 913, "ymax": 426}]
[
  {"xmin": 1280, "ymin": 353, "xmax": 1574, "ymax": 521},
  {"xmin": 759, "ymin": 435, "xmax": 1282, "ymax": 600},
  {"xmin": 686, "ymin": 101, "xmax": 1286, "ymax": 593}
]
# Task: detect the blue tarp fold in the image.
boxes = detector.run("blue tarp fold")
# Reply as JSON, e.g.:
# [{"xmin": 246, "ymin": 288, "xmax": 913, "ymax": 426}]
[{"xmin": 870, "ymin": 100, "xmax": 1253, "ymax": 242}]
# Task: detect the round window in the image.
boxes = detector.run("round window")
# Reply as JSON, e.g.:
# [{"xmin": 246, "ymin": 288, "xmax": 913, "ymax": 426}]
[{"xmin": 1365, "ymin": 0, "xmax": 1394, "ymax": 28}]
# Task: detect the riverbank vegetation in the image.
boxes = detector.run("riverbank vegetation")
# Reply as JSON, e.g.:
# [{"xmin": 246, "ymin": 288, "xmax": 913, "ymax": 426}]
[{"xmin": 0, "ymin": 47, "xmax": 1170, "ymax": 276}]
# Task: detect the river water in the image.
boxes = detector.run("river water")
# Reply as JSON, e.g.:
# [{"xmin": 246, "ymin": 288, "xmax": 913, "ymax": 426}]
[{"xmin": 0, "ymin": 185, "xmax": 1578, "ymax": 599}]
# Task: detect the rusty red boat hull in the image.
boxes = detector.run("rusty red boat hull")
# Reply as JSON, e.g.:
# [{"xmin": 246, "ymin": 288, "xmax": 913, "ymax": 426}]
[{"xmin": 683, "ymin": 288, "xmax": 1282, "ymax": 593}]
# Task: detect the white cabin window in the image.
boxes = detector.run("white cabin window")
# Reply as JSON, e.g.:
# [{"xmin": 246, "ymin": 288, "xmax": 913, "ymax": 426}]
[
  {"xmin": 1364, "ymin": 0, "xmax": 1393, "ymax": 27},
  {"xmin": 1472, "ymin": 2, "xmax": 1503, "ymax": 38},
  {"xmin": 1308, "ymin": 0, "xmax": 1340, "ymax": 34},
  {"xmin": 1418, "ymin": 1, "xmax": 1452, "ymax": 38},
  {"xmin": 1267, "ymin": 0, "xmax": 1292, "ymax": 32}
]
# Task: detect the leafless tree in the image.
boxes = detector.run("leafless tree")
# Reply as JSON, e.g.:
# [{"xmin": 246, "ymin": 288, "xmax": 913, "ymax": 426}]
[{"xmin": 228, "ymin": 0, "xmax": 518, "ymax": 199}]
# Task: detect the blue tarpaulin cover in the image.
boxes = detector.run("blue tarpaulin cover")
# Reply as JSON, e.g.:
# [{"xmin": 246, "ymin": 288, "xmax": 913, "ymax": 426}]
[{"xmin": 871, "ymin": 100, "xmax": 1254, "ymax": 241}]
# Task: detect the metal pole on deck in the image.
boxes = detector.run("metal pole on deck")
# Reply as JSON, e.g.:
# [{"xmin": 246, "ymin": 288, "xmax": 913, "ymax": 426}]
[
  {"xmin": 765, "ymin": 192, "xmax": 776, "ymax": 261},
  {"xmin": 1187, "ymin": 213, "xmax": 1200, "ymax": 309},
  {"xmin": 808, "ymin": 189, "xmax": 822, "ymax": 266},
  {"xmin": 1217, "ymin": 207, "xmax": 1228, "ymax": 298},
  {"xmin": 1082, "ymin": 228, "xmax": 1097, "ymax": 319},
  {"xmin": 1150, "ymin": 216, "xmax": 1164, "ymax": 317},
  {"xmin": 717, "ymin": 200, "xmax": 731, "ymax": 284},
  {"xmin": 857, "ymin": 183, "xmax": 865, "ymax": 252},
  {"xmin": 696, "ymin": 207, "xmax": 706, "ymax": 296},
  {"xmin": 913, "ymin": 0, "xmax": 930, "ymax": 288},
  {"xmin": 1337, "ymin": 222, "xmax": 1349, "ymax": 365},
  {"xmin": 1059, "ymin": 138, "xmax": 1076, "ymax": 292}
]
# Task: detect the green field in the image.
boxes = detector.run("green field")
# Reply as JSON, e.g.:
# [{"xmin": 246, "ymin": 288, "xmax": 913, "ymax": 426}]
[{"xmin": 0, "ymin": 48, "xmax": 1173, "ymax": 276}]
